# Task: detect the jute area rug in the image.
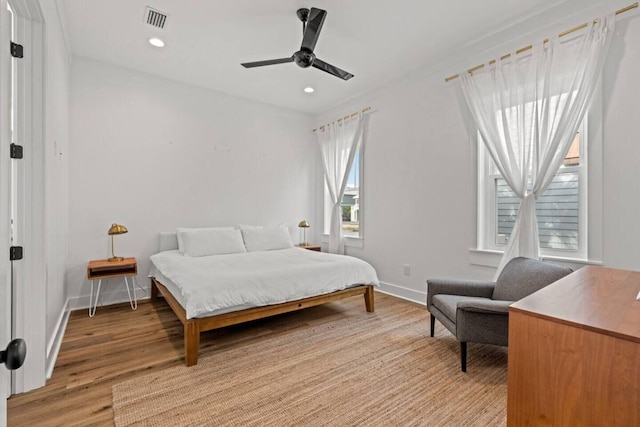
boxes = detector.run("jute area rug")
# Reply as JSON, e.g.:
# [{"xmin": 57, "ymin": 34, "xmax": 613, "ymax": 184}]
[{"xmin": 112, "ymin": 298, "xmax": 507, "ymax": 426}]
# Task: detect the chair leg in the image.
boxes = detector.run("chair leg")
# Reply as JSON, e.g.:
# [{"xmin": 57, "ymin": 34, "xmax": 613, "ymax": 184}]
[
  {"xmin": 430, "ymin": 314, "xmax": 435, "ymax": 337},
  {"xmin": 460, "ymin": 342, "xmax": 467, "ymax": 372}
]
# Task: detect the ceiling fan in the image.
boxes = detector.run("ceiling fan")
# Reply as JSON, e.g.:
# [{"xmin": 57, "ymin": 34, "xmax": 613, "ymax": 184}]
[{"xmin": 241, "ymin": 7, "xmax": 354, "ymax": 81}]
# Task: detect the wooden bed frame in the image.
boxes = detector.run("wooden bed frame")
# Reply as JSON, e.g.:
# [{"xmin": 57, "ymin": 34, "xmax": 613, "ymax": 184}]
[{"xmin": 151, "ymin": 278, "xmax": 375, "ymax": 366}]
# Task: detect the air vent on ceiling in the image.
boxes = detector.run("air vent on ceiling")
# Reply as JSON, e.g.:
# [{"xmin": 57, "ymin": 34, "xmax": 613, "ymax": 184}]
[{"xmin": 144, "ymin": 6, "xmax": 168, "ymax": 29}]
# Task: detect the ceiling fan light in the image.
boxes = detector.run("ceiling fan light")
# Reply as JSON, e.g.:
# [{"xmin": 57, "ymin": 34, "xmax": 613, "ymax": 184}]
[
  {"xmin": 304, "ymin": 87, "xmax": 315, "ymax": 93},
  {"xmin": 148, "ymin": 37, "xmax": 165, "ymax": 48}
]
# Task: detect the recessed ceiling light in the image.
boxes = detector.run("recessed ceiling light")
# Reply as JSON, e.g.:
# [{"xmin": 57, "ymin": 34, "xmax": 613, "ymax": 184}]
[
  {"xmin": 149, "ymin": 37, "xmax": 165, "ymax": 48},
  {"xmin": 304, "ymin": 87, "xmax": 314, "ymax": 93}
]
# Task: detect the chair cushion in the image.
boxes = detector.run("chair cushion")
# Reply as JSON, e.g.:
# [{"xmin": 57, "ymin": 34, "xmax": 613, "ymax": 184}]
[
  {"xmin": 431, "ymin": 295, "xmax": 495, "ymax": 323},
  {"xmin": 493, "ymin": 257, "xmax": 573, "ymax": 301}
]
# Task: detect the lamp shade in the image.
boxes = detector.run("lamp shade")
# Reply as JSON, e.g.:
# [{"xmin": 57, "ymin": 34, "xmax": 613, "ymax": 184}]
[
  {"xmin": 298, "ymin": 220, "xmax": 310, "ymax": 228},
  {"xmin": 108, "ymin": 223, "xmax": 128, "ymax": 235}
]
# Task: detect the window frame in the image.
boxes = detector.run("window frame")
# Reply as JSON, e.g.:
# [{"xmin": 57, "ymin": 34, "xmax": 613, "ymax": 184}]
[{"xmin": 477, "ymin": 119, "xmax": 588, "ymax": 261}]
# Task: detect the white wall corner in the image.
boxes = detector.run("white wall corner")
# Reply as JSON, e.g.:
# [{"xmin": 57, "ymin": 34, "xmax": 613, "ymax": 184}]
[{"xmin": 52, "ymin": 0, "xmax": 72, "ymax": 63}]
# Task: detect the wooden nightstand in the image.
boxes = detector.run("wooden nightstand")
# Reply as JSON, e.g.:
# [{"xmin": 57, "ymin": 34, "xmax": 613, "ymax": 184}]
[
  {"xmin": 298, "ymin": 244, "xmax": 321, "ymax": 252},
  {"xmin": 87, "ymin": 257, "xmax": 138, "ymax": 317}
]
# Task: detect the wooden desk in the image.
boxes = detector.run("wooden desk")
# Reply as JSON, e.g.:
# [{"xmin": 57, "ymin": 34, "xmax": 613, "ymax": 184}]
[{"xmin": 507, "ymin": 266, "xmax": 640, "ymax": 426}]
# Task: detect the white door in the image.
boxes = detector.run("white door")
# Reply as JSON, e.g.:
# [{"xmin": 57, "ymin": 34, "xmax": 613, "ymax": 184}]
[
  {"xmin": 1, "ymin": 0, "xmax": 13, "ymax": 423},
  {"xmin": 1, "ymin": 0, "xmax": 28, "ymax": 424}
]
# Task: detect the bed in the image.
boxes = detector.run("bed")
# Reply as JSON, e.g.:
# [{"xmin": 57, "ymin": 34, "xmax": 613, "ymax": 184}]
[{"xmin": 149, "ymin": 231, "xmax": 379, "ymax": 366}]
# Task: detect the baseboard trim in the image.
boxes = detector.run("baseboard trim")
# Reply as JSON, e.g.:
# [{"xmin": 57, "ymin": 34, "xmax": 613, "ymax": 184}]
[
  {"xmin": 46, "ymin": 299, "xmax": 69, "ymax": 380},
  {"xmin": 377, "ymin": 281, "xmax": 426, "ymax": 306},
  {"xmin": 67, "ymin": 285, "xmax": 151, "ymax": 312}
]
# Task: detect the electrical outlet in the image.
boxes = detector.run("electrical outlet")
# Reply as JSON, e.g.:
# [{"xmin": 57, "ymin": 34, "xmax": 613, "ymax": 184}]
[{"xmin": 403, "ymin": 264, "xmax": 411, "ymax": 276}]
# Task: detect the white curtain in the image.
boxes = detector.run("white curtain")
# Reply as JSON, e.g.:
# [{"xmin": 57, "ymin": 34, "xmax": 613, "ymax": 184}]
[
  {"xmin": 316, "ymin": 113, "xmax": 366, "ymax": 254},
  {"xmin": 459, "ymin": 14, "xmax": 614, "ymax": 274}
]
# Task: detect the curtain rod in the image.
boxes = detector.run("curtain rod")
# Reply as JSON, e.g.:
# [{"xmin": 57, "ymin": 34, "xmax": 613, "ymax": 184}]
[
  {"xmin": 444, "ymin": 2, "xmax": 638, "ymax": 82},
  {"xmin": 313, "ymin": 107, "xmax": 372, "ymax": 132}
]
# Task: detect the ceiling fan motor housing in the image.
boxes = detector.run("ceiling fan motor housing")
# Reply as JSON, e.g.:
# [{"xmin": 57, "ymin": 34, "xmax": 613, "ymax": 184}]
[
  {"xmin": 294, "ymin": 50, "xmax": 315, "ymax": 68},
  {"xmin": 296, "ymin": 8, "xmax": 310, "ymax": 22}
]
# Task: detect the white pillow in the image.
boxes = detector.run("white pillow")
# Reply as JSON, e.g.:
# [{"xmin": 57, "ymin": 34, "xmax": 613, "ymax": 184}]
[
  {"xmin": 176, "ymin": 227, "xmax": 220, "ymax": 253},
  {"xmin": 240, "ymin": 224, "xmax": 294, "ymax": 252},
  {"xmin": 176, "ymin": 227, "xmax": 246, "ymax": 257},
  {"xmin": 176, "ymin": 227, "xmax": 200, "ymax": 253}
]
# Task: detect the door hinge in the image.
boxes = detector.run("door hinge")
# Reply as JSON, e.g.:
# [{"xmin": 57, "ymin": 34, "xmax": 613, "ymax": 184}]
[
  {"xmin": 10, "ymin": 246, "xmax": 23, "ymax": 261},
  {"xmin": 10, "ymin": 41, "xmax": 23, "ymax": 58},
  {"xmin": 10, "ymin": 143, "xmax": 23, "ymax": 159}
]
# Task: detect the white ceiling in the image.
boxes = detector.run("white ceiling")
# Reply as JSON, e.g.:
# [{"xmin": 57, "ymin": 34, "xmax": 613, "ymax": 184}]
[{"xmin": 61, "ymin": 0, "xmax": 599, "ymax": 114}]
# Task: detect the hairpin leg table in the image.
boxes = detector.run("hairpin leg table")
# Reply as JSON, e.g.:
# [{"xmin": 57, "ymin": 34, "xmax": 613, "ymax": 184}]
[{"xmin": 87, "ymin": 257, "xmax": 138, "ymax": 317}]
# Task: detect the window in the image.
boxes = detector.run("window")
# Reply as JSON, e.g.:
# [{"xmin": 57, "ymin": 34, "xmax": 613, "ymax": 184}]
[
  {"xmin": 324, "ymin": 142, "xmax": 363, "ymax": 239},
  {"xmin": 342, "ymin": 149, "xmax": 360, "ymax": 237},
  {"xmin": 478, "ymin": 123, "xmax": 587, "ymax": 259}
]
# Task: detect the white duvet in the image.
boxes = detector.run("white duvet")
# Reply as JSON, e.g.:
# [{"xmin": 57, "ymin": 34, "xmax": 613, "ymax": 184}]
[{"xmin": 150, "ymin": 247, "xmax": 379, "ymax": 319}]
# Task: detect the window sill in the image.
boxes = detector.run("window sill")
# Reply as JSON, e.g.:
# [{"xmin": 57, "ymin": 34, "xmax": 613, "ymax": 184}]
[
  {"xmin": 469, "ymin": 248, "xmax": 602, "ymax": 270},
  {"xmin": 321, "ymin": 234, "xmax": 364, "ymax": 249}
]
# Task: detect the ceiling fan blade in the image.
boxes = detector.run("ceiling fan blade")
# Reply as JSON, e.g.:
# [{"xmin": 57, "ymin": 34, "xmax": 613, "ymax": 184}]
[
  {"xmin": 241, "ymin": 57, "xmax": 294, "ymax": 68},
  {"xmin": 312, "ymin": 58, "xmax": 354, "ymax": 80},
  {"xmin": 300, "ymin": 8, "xmax": 326, "ymax": 52}
]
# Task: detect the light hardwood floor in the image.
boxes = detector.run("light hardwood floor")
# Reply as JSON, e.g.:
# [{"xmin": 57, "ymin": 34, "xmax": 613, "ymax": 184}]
[{"xmin": 7, "ymin": 292, "xmax": 404, "ymax": 426}]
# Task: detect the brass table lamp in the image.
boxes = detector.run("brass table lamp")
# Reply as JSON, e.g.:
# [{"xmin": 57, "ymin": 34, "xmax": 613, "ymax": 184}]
[
  {"xmin": 298, "ymin": 220, "xmax": 310, "ymax": 246},
  {"xmin": 108, "ymin": 223, "xmax": 128, "ymax": 262}
]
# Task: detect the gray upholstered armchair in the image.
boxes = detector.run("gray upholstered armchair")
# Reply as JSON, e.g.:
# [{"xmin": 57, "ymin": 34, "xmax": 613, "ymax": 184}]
[{"xmin": 427, "ymin": 257, "xmax": 572, "ymax": 372}]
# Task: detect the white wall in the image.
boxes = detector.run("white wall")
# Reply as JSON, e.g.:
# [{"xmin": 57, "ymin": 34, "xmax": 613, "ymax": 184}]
[
  {"xmin": 313, "ymin": 3, "xmax": 640, "ymax": 303},
  {"xmin": 314, "ymin": 66, "xmax": 491, "ymax": 303},
  {"xmin": 64, "ymin": 1, "xmax": 640, "ymax": 310},
  {"xmin": 68, "ymin": 57, "xmax": 319, "ymax": 307},
  {"xmin": 602, "ymin": 14, "xmax": 640, "ymax": 269},
  {"xmin": 40, "ymin": 0, "xmax": 69, "ymax": 369}
]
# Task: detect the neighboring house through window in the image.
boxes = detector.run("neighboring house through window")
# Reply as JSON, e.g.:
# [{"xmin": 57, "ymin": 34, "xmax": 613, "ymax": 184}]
[
  {"xmin": 478, "ymin": 121, "xmax": 588, "ymax": 260},
  {"xmin": 324, "ymin": 141, "xmax": 363, "ymax": 239}
]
